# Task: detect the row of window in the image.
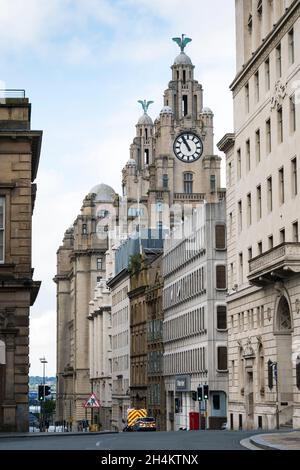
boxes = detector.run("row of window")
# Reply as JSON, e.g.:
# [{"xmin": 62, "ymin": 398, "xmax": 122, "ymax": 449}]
[
  {"xmin": 244, "ymin": 24, "xmax": 295, "ymax": 114},
  {"xmin": 164, "ymin": 347, "xmax": 207, "ymax": 375},
  {"xmin": 163, "ymin": 307, "xmax": 206, "ymax": 343},
  {"xmin": 131, "ymin": 330, "xmax": 146, "ymax": 355},
  {"xmin": 163, "ymin": 267, "xmax": 206, "ymax": 310},
  {"xmin": 235, "ymin": 158, "xmax": 298, "ymax": 233},
  {"xmin": 112, "ymin": 286, "xmax": 129, "ymax": 307},
  {"xmin": 112, "ymin": 306, "xmax": 129, "ymax": 328},
  {"xmin": 233, "ymin": 103, "xmax": 296, "ymax": 186},
  {"xmin": 112, "ymin": 331, "xmax": 128, "ymax": 350},
  {"xmin": 233, "ymin": 306, "xmax": 265, "ymax": 333},
  {"xmin": 131, "ymin": 361, "xmax": 147, "ymax": 386}
]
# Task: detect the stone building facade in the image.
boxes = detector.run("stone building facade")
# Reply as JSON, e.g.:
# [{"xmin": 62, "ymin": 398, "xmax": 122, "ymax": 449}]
[
  {"xmin": 55, "ymin": 184, "xmax": 118, "ymax": 429},
  {"xmin": 88, "ymin": 280, "xmax": 112, "ymax": 430},
  {"xmin": 218, "ymin": 0, "xmax": 300, "ymax": 430},
  {"xmin": 0, "ymin": 90, "xmax": 42, "ymax": 431},
  {"xmin": 163, "ymin": 202, "xmax": 227, "ymax": 431},
  {"xmin": 145, "ymin": 253, "xmax": 166, "ymax": 431},
  {"xmin": 107, "ymin": 267, "xmax": 131, "ymax": 432}
]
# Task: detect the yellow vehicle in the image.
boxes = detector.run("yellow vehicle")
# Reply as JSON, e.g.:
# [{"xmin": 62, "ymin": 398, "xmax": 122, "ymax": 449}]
[{"xmin": 123, "ymin": 408, "xmax": 147, "ymax": 432}]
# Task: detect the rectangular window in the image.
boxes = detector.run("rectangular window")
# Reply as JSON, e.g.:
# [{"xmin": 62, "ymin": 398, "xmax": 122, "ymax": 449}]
[
  {"xmin": 213, "ymin": 394, "xmax": 221, "ymax": 410},
  {"xmin": 276, "ymin": 44, "xmax": 282, "ymax": 78},
  {"xmin": 290, "ymin": 96, "xmax": 296, "ymax": 133},
  {"xmin": 265, "ymin": 58, "xmax": 270, "ymax": 91},
  {"xmin": 237, "ymin": 149, "xmax": 241, "ymax": 180},
  {"xmin": 163, "ymin": 174, "xmax": 168, "ymax": 189},
  {"xmin": 255, "ymin": 129, "xmax": 261, "ymax": 164},
  {"xmin": 280, "ymin": 228, "xmax": 285, "ymax": 243},
  {"xmin": 184, "ymin": 172, "xmax": 193, "ymax": 194},
  {"xmin": 210, "ymin": 175, "xmax": 216, "ymax": 193},
  {"xmin": 245, "ymin": 83, "xmax": 249, "ymax": 113},
  {"xmin": 228, "ymin": 162, "xmax": 232, "ymax": 186},
  {"xmin": 217, "ymin": 346, "xmax": 228, "ymax": 371},
  {"xmin": 217, "ymin": 306, "xmax": 227, "ymax": 330},
  {"xmin": 268, "ymin": 235, "xmax": 274, "ymax": 249},
  {"xmin": 238, "ymin": 200, "xmax": 242, "ymax": 233},
  {"xmin": 97, "ymin": 257, "xmax": 103, "ymax": 271},
  {"xmin": 216, "ymin": 265, "xmax": 226, "ymax": 290},
  {"xmin": 254, "ymin": 71, "xmax": 259, "ymax": 102},
  {"xmin": 229, "ymin": 212, "xmax": 233, "ymax": 238},
  {"xmin": 215, "ymin": 225, "xmax": 226, "ymax": 250},
  {"xmin": 277, "ymin": 106, "xmax": 283, "ymax": 143},
  {"xmin": 293, "ymin": 221, "xmax": 299, "ymax": 242},
  {"xmin": 267, "ymin": 176, "xmax": 273, "ymax": 212},
  {"xmin": 258, "ymin": 241, "xmax": 263, "ymax": 255},
  {"xmin": 82, "ymin": 223, "xmax": 88, "ymax": 235},
  {"xmin": 288, "ymin": 28, "xmax": 295, "ymax": 65},
  {"xmin": 292, "ymin": 157, "xmax": 297, "ymax": 196},
  {"xmin": 248, "ymin": 247, "xmax": 252, "ymax": 261},
  {"xmin": 247, "ymin": 193, "xmax": 252, "ymax": 226},
  {"xmin": 257, "ymin": 185, "xmax": 262, "ymax": 220},
  {"xmin": 246, "ymin": 139, "xmax": 251, "ymax": 172},
  {"xmin": 279, "ymin": 167, "xmax": 284, "ymax": 204},
  {"xmin": 266, "ymin": 118, "xmax": 271, "ymax": 154},
  {"xmin": 0, "ymin": 197, "xmax": 4, "ymax": 263}
]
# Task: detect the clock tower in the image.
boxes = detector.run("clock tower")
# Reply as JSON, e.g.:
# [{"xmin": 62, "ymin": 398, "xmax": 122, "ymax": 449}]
[{"xmin": 122, "ymin": 35, "xmax": 224, "ymax": 232}]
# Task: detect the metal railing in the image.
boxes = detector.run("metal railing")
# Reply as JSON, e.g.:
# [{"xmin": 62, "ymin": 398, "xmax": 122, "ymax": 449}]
[{"xmin": 0, "ymin": 89, "xmax": 26, "ymax": 99}]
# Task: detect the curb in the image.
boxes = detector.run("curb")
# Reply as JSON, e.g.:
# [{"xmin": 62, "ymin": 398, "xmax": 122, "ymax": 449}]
[
  {"xmin": 249, "ymin": 434, "xmax": 293, "ymax": 451},
  {"xmin": 0, "ymin": 431, "xmax": 119, "ymax": 439}
]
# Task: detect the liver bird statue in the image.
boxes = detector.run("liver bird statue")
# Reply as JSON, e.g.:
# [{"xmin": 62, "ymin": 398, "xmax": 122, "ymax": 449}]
[
  {"xmin": 172, "ymin": 34, "xmax": 192, "ymax": 52},
  {"xmin": 138, "ymin": 99, "xmax": 154, "ymax": 114}
]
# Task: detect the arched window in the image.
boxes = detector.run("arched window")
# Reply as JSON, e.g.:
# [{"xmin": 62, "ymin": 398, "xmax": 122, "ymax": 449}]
[
  {"xmin": 183, "ymin": 172, "xmax": 193, "ymax": 194},
  {"xmin": 276, "ymin": 296, "xmax": 292, "ymax": 332}
]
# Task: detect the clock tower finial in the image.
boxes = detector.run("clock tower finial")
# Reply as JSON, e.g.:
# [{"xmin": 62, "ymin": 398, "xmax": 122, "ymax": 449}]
[{"xmin": 172, "ymin": 34, "xmax": 192, "ymax": 52}]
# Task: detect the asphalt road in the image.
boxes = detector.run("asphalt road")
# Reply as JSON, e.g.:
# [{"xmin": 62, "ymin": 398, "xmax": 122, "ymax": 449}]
[{"xmin": 0, "ymin": 430, "xmax": 262, "ymax": 450}]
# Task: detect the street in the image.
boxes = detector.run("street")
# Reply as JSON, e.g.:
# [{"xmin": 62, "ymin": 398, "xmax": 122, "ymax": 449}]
[{"xmin": 0, "ymin": 430, "xmax": 262, "ymax": 450}]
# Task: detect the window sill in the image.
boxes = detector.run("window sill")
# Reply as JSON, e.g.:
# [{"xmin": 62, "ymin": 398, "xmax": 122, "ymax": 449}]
[{"xmin": 216, "ymin": 328, "xmax": 228, "ymax": 333}]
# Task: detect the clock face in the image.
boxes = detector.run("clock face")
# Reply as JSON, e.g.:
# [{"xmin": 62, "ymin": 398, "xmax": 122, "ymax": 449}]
[{"xmin": 173, "ymin": 131, "xmax": 203, "ymax": 163}]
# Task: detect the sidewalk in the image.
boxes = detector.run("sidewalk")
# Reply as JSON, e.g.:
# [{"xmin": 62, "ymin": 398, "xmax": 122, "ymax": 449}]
[
  {"xmin": 0, "ymin": 430, "xmax": 118, "ymax": 439},
  {"xmin": 249, "ymin": 431, "xmax": 300, "ymax": 450}
]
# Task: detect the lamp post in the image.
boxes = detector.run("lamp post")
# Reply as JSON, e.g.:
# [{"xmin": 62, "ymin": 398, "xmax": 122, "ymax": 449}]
[{"xmin": 40, "ymin": 356, "xmax": 47, "ymax": 431}]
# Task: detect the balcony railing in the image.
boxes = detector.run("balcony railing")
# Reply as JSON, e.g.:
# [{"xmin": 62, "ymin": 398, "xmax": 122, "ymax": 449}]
[
  {"xmin": 248, "ymin": 242, "xmax": 300, "ymax": 286},
  {"xmin": 174, "ymin": 193, "xmax": 206, "ymax": 201}
]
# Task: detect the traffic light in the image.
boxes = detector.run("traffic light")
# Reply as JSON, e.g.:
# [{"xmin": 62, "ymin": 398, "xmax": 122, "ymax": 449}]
[
  {"xmin": 38, "ymin": 384, "xmax": 45, "ymax": 401},
  {"xmin": 203, "ymin": 385, "xmax": 209, "ymax": 400},
  {"xmin": 192, "ymin": 391, "xmax": 197, "ymax": 401},
  {"xmin": 45, "ymin": 385, "xmax": 51, "ymax": 397},
  {"xmin": 268, "ymin": 359, "xmax": 273, "ymax": 389},
  {"xmin": 197, "ymin": 386, "xmax": 202, "ymax": 401}
]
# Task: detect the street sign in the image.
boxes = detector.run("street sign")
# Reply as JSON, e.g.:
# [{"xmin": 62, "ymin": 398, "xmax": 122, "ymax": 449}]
[{"xmin": 83, "ymin": 393, "xmax": 101, "ymax": 408}]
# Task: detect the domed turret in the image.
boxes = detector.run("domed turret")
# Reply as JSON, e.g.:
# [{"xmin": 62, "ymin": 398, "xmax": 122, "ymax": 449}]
[
  {"xmin": 137, "ymin": 113, "xmax": 153, "ymax": 126},
  {"xmin": 202, "ymin": 107, "xmax": 213, "ymax": 115},
  {"xmin": 160, "ymin": 105, "xmax": 173, "ymax": 115},
  {"xmin": 173, "ymin": 51, "xmax": 193, "ymax": 66}
]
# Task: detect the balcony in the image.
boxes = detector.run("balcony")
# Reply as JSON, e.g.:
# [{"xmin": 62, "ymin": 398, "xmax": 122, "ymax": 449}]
[{"xmin": 248, "ymin": 243, "xmax": 300, "ymax": 286}]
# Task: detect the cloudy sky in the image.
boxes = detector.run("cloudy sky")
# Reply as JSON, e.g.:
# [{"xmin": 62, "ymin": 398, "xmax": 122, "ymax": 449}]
[{"xmin": 0, "ymin": 0, "xmax": 235, "ymax": 376}]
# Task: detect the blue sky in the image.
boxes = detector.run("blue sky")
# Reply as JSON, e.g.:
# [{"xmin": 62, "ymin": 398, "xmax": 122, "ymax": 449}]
[{"xmin": 0, "ymin": 0, "xmax": 235, "ymax": 376}]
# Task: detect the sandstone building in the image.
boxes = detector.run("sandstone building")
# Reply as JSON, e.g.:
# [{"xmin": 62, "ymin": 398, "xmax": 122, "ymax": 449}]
[
  {"xmin": 0, "ymin": 90, "xmax": 42, "ymax": 431},
  {"xmin": 218, "ymin": 0, "xmax": 300, "ymax": 430},
  {"xmin": 55, "ymin": 183, "xmax": 118, "ymax": 429}
]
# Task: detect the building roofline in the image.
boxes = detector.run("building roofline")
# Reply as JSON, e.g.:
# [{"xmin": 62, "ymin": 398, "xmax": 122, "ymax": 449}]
[{"xmin": 217, "ymin": 133, "xmax": 235, "ymax": 153}]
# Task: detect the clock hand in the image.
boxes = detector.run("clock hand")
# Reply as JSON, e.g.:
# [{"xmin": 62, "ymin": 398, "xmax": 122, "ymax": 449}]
[{"xmin": 181, "ymin": 135, "xmax": 191, "ymax": 152}]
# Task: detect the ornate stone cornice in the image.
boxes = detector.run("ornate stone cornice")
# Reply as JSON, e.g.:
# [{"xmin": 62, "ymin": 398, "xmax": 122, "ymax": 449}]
[{"xmin": 231, "ymin": 0, "xmax": 300, "ymax": 97}]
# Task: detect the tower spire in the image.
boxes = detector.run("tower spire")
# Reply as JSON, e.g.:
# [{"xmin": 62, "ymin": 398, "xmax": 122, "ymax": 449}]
[{"xmin": 172, "ymin": 34, "xmax": 192, "ymax": 53}]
